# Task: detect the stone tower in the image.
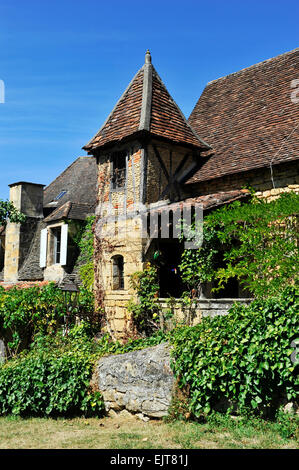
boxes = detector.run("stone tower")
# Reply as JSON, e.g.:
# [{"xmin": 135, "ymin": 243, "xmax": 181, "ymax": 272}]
[{"xmin": 83, "ymin": 51, "xmax": 210, "ymax": 338}]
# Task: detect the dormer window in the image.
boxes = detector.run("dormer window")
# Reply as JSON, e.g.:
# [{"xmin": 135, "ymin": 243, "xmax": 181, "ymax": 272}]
[
  {"xmin": 111, "ymin": 151, "xmax": 126, "ymax": 190},
  {"xmin": 55, "ymin": 190, "xmax": 67, "ymax": 201}
]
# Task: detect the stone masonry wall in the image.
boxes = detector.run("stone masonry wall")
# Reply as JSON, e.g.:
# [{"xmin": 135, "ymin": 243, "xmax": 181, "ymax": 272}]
[
  {"xmin": 158, "ymin": 298, "xmax": 252, "ymax": 328},
  {"xmin": 96, "ymin": 140, "xmax": 196, "ymax": 339},
  {"xmin": 189, "ymin": 160, "xmax": 298, "ymax": 197}
]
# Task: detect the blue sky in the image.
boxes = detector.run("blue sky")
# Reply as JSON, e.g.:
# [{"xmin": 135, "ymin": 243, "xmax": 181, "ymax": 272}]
[{"xmin": 0, "ymin": 0, "xmax": 298, "ymax": 201}]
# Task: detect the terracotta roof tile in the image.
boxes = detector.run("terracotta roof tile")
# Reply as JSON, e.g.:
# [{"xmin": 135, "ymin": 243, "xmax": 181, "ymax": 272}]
[
  {"xmin": 150, "ymin": 189, "xmax": 250, "ymax": 213},
  {"xmin": 83, "ymin": 52, "xmax": 209, "ymax": 152},
  {"xmin": 187, "ymin": 48, "xmax": 299, "ymax": 183},
  {"xmin": 0, "ymin": 280, "xmax": 51, "ymax": 290}
]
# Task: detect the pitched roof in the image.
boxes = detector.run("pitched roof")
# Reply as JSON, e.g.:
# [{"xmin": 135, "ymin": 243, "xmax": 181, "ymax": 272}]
[
  {"xmin": 83, "ymin": 51, "xmax": 210, "ymax": 152},
  {"xmin": 150, "ymin": 189, "xmax": 250, "ymax": 213},
  {"xmin": 44, "ymin": 201, "xmax": 94, "ymax": 222},
  {"xmin": 187, "ymin": 48, "xmax": 299, "ymax": 184},
  {"xmin": 43, "ymin": 156, "xmax": 98, "ymax": 209}
]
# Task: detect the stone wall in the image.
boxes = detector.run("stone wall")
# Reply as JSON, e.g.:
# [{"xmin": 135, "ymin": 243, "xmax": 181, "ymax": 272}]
[
  {"xmin": 95, "ymin": 140, "xmax": 199, "ymax": 339},
  {"xmin": 188, "ymin": 160, "xmax": 299, "ymax": 198},
  {"xmin": 255, "ymin": 183, "xmax": 299, "ymax": 201},
  {"xmin": 158, "ymin": 298, "xmax": 252, "ymax": 327},
  {"xmin": 95, "ymin": 342, "xmax": 174, "ymax": 417},
  {"xmin": 18, "ymin": 218, "xmax": 45, "ymax": 281}
]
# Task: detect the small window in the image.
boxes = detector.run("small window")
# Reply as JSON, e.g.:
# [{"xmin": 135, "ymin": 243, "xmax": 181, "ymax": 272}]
[
  {"xmin": 40, "ymin": 225, "xmax": 68, "ymax": 267},
  {"xmin": 111, "ymin": 151, "xmax": 126, "ymax": 189},
  {"xmin": 52, "ymin": 227, "xmax": 62, "ymax": 264},
  {"xmin": 55, "ymin": 190, "xmax": 67, "ymax": 201},
  {"xmin": 112, "ymin": 255, "xmax": 124, "ymax": 290}
]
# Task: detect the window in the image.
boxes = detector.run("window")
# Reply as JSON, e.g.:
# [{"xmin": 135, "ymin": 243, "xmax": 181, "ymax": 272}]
[
  {"xmin": 111, "ymin": 151, "xmax": 126, "ymax": 189},
  {"xmin": 40, "ymin": 225, "xmax": 68, "ymax": 268},
  {"xmin": 52, "ymin": 227, "xmax": 61, "ymax": 264},
  {"xmin": 55, "ymin": 190, "xmax": 67, "ymax": 201},
  {"xmin": 112, "ymin": 255, "xmax": 124, "ymax": 290}
]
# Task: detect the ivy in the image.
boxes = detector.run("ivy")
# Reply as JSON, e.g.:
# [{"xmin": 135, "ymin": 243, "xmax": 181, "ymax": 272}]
[
  {"xmin": 180, "ymin": 192, "xmax": 299, "ymax": 298},
  {"xmin": 75, "ymin": 215, "xmax": 96, "ymax": 290},
  {"xmin": 0, "ymin": 283, "xmax": 95, "ymax": 357},
  {"xmin": 127, "ymin": 263, "xmax": 160, "ymax": 334},
  {"xmin": 0, "ymin": 322, "xmax": 168, "ymax": 417},
  {"xmin": 170, "ymin": 286, "xmax": 299, "ymax": 417}
]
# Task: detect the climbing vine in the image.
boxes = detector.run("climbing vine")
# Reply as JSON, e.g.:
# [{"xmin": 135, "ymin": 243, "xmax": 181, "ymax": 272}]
[{"xmin": 179, "ymin": 192, "xmax": 299, "ymax": 298}]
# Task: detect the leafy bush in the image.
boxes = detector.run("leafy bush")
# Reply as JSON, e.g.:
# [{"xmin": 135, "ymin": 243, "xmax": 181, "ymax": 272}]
[
  {"xmin": 0, "ymin": 199, "xmax": 26, "ymax": 225},
  {"xmin": 0, "ymin": 283, "xmax": 95, "ymax": 357},
  {"xmin": 0, "ymin": 351, "xmax": 103, "ymax": 417},
  {"xmin": 0, "ymin": 322, "xmax": 167, "ymax": 417},
  {"xmin": 76, "ymin": 215, "xmax": 95, "ymax": 290},
  {"xmin": 170, "ymin": 287, "xmax": 299, "ymax": 417},
  {"xmin": 179, "ymin": 192, "xmax": 299, "ymax": 297},
  {"xmin": 127, "ymin": 263, "xmax": 160, "ymax": 334}
]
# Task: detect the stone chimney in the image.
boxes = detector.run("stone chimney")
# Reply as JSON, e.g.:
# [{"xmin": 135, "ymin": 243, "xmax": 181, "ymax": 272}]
[{"xmin": 4, "ymin": 182, "xmax": 44, "ymax": 283}]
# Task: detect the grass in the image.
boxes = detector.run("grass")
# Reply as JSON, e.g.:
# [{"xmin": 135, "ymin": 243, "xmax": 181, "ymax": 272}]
[{"xmin": 0, "ymin": 412, "xmax": 298, "ymax": 449}]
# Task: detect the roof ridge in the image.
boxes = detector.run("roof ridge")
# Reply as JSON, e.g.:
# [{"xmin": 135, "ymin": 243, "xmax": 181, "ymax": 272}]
[
  {"xmin": 83, "ymin": 51, "xmax": 210, "ymax": 151},
  {"xmin": 206, "ymin": 47, "xmax": 299, "ymax": 86},
  {"xmin": 44, "ymin": 156, "xmax": 93, "ymax": 192},
  {"xmin": 139, "ymin": 57, "xmax": 152, "ymax": 131},
  {"xmin": 43, "ymin": 200, "xmax": 72, "ymax": 223}
]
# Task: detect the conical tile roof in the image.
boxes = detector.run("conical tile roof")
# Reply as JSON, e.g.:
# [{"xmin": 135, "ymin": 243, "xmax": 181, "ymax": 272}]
[{"xmin": 83, "ymin": 51, "xmax": 210, "ymax": 152}]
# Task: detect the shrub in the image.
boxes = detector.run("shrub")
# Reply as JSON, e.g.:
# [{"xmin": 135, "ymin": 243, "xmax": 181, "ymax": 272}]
[
  {"xmin": 170, "ymin": 287, "xmax": 299, "ymax": 417},
  {"xmin": 0, "ymin": 351, "xmax": 103, "ymax": 417},
  {"xmin": 76, "ymin": 215, "xmax": 95, "ymax": 290},
  {"xmin": 179, "ymin": 192, "xmax": 299, "ymax": 297},
  {"xmin": 127, "ymin": 263, "xmax": 160, "ymax": 334},
  {"xmin": 0, "ymin": 323, "xmax": 168, "ymax": 417},
  {"xmin": 0, "ymin": 283, "xmax": 95, "ymax": 357}
]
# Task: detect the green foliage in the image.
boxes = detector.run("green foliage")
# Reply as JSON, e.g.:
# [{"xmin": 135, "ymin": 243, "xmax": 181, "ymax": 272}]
[
  {"xmin": 0, "ymin": 283, "xmax": 95, "ymax": 357},
  {"xmin": 273, "ymin": 408, "xmax": 299, "ymax": 439},
  {"xmin": 79, "ymin": 262, "xmax": 95, "ymax": 291},
  {"xmin": 179, "ymin": 225, "xmax": 219, "ymax": 290},
  {"xmin": 0, "ymin": 322, "xmax": 168, "ymax": 418},
  {"xmin": 0, "ymin": 350, "xmax": 103, "ymax": 417},
  {"xmin": 0, "ymin": 200, "xmax": 26, "ymax": 225},
  {"xmin": 127, "ymin": 263, "xmax": 160, "ymax": 334},
  {"xmin": 170, "ymin": 287, "xmax": 299, "ymax": 417},
  {"xmin": 76, "ymin": 215, "xmax": 95, "ymax": 290},
  {"xmin": 179, "ymin": 192, "xmax": 299, "ymax": 297}
]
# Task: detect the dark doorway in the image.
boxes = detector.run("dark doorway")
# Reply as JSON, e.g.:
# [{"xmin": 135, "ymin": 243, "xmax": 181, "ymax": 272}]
[{"xmin": 154, "ymin": 239, "xmax": 185, "ymax": 298}]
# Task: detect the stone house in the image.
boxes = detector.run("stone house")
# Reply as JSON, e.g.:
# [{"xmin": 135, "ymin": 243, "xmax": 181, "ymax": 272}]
[
  {"xmin": 82, "ymin": 48, "xmax": 298, "ymax": 337},
  {"xmin": 1, "ymin": 48, "xmax": 298, "ymax": 337},
  {"xmin": 0, "ymin": 156, "xmax": 97, "ymax": 285}
]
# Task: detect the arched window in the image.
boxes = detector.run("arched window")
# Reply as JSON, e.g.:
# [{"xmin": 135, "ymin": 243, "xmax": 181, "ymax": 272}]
[{"xmin": 112, "ymin": 255, "xmax": 124, "ymax": 290}]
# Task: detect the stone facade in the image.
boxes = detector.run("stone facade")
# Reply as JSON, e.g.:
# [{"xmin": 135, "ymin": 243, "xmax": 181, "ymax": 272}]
[
  {"xmin": 95, "ymin": 140, "xmax": 199, "ymax": 338},
  {"xmin": 86, "ymin": 50, "xmax": 299, "ymax": 339},
  {"xmin": 4, "ymin": 182, "xmax": 44, "ymax": 283},
  {"xmin": 1, "ymin": 157, "xmax": 97, "ymax": 286},
  {"xmin": 158, "ymin": 298, "xmax": 252, "ymax": 328},
  {"xmin": 187, "ymin": 160, "xmax": 299, "ymax": 199}
]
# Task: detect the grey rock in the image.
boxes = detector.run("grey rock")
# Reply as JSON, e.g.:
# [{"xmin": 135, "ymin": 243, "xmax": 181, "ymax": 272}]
[{"xmin": 96, "ymin": 342, "xmax": 174, "ymax": 418}]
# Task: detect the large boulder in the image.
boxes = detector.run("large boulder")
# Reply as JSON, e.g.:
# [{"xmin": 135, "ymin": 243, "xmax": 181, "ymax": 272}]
[{"xmin": 95, "ymin": 342, "xmax": 174, "ymax": 418}]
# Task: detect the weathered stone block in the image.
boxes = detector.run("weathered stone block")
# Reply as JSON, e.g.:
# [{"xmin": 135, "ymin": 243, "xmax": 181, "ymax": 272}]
[{"xmin": 96, "ymin": 342, "xmax": 174, "ymax": 417}]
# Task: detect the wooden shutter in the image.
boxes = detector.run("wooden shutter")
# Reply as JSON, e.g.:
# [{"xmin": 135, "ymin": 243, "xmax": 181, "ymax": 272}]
[
  {"xmin": 40, "ymin": 228, "xmax": 48, "ymax": 268},
  {"xmin": 60, "ymin": 224, "xmax": 68, "ymax": 266}
]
